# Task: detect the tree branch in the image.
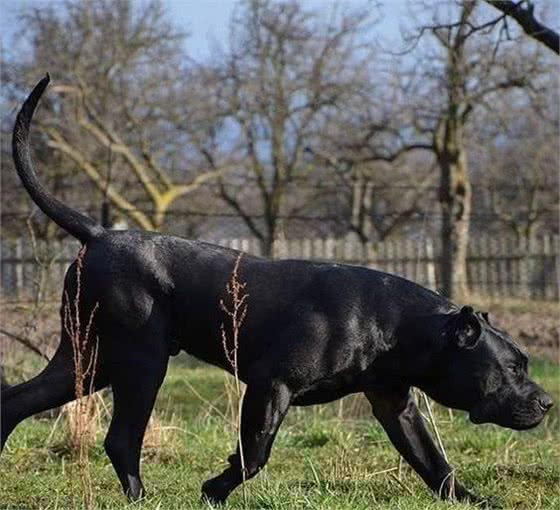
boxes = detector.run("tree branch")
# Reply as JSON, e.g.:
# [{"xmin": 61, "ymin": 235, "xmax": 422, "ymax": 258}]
[
  {"xmin": 0, "ymin": 328, "xmax": 50, "ymax": 361},
  {"xmin": 485, "ymin": 0, "xmax": 559, "ymax": 54},
  {"xmin": 218, "ymin": 178, "xmax": 264, "ymax": 241},
  {"xmin": 44, "ymin": 126, "xmax": 155, "ymax": 230}
]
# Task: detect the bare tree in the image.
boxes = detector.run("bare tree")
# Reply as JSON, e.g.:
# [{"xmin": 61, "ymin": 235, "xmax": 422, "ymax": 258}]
[
  {"xmin": 4, "ymin": 0, "xmax": 228, "ymax": 232},
  {"xmin": 341, "ymin": 1, "xmax": 549, "ymax": 300},
  {"xmin": 307, "ymin": 146, "xmax": 434, "ymax": 245},
  {"xmin": 470, "ymin": 90, "xmax": 559, "ymax": 242},
  {"xmin": 190, "ymin": 0, "xmax": 377, "ymax": 255}
]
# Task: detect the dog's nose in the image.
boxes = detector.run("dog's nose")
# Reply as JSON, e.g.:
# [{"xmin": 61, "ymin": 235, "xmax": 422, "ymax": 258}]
[{"xmin": 537, "ymin": 395, "xmax": 554, "ymax": 413}]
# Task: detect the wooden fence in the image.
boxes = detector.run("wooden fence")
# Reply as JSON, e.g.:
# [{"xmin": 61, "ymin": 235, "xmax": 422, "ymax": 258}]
[{"xmin": 1, "ymin": 234, "xmax": 558, "ymax": 302}]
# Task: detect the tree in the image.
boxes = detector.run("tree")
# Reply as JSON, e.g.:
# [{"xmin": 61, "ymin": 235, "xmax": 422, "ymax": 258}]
[
  {"xmin": 306, "ymin": 146, "xmax": 435, "ymax": 245},
  {"xmin": 190, "ymin": 0, "xmax": 377, "ymax": 255},
  {"xmin": 342, "ymin": 0, "xmax": 548, "ymax": 301},
  {"xmin": 484, "ymin": 0, "xmax": 559, "ymax": 54},
  {"xmin": 470, "ymin": 90, "xmax": 559, "ymax": 242},
  {"xmin": 3, "ymin": 0, "xmax": 226, "ymax": 233}
]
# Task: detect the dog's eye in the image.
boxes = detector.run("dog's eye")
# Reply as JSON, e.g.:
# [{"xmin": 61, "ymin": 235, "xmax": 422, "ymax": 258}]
[{"xmin": 509, "ymin": 364, "xmax": 523, "ymax": 376}]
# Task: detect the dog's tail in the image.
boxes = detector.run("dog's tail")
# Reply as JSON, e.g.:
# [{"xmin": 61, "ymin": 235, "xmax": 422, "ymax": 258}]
[{"xmin": 12, "ymin": 74, "xmax": 104, "ymax": 243}]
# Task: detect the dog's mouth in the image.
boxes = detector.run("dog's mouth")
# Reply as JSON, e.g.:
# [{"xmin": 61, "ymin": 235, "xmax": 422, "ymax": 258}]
[{"xmin": 469, "ymin": 408, "xmax": 546, "ymax": 430}]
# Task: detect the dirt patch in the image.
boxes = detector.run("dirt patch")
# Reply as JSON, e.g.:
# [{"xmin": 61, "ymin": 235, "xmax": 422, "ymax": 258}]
[{"xmin": 489, "ymin": 309, "xmax": 559, "ymax": 363}]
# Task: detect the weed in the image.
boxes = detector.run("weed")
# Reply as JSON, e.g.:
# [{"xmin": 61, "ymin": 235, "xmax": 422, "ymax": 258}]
[
  {"xmin": 62, "ymin": 246, "xmax": 99, "ymax": 509},
  {"xmin": 220, "ymin": 253, "xmax": 249, "ymax": 505}
]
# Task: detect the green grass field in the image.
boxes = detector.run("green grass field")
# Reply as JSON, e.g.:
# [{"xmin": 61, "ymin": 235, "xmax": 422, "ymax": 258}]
[{"xmin": 0, "ymin": 358, "xmax": 558, "ymax": 510}]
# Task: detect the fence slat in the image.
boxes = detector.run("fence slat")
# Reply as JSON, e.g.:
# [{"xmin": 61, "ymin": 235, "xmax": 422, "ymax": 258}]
[{"xmin": 1, "ymin": 235, "xmax": 557, "ymax": 302}]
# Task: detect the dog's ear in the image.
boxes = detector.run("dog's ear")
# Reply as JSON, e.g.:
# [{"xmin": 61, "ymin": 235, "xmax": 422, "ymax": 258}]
[
  {"xmin": 449, "ymin": 306, "xmax": 482, "ymax": 349},
  {"xmin": 481, "ymin": 311, "xmax": 490, "ymax": 324}
]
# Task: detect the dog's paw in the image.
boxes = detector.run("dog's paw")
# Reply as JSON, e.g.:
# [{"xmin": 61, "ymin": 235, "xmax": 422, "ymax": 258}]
[
  {"xmin": 201, "ymin": 478, "xmax": 230, "ymax": 506},
  {"xmin": 201, "ymin": 493, "xmax": 224, "ymax": 507},
  {"xmin": 456, "ymin": 486, "xmax": 501, "ymax": 509},
  {"xmin": 125, "ymin": 476, "xmax": 146, "ymax": 502}
]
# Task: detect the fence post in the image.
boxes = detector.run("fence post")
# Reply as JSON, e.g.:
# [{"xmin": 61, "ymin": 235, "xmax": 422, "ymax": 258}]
[
  {"xmin": 426, "ymin": 238, "xmax": 436, "ymax": 291},
  {"xmin": 15, "ymin": 238, "xmax": 24, "ymax": 301},
  {"xmin": 468, "ymin": 236, "xmax": 477, "ymax": 297},
  {"xmin": 542, "ymin": 235, "xmax": 551, "ymax": 300},
  {"xmin": 498, "ymin": 235, "xmax": 509, "ymax": 297},
  {"xmin": 518, "ymin": 236, "xmax": 528, "ymax": 299},
  {"xmin": 302, "ymin": 238, "xmax": 312, "ymax": 260},
  {"xmin": 0, "ymin": 239, "xmax": 9, "ymax": 298},
  {"xmin": 554, "ymin": 235, "xmax": 560, "ymax": 301},
  {"xmin": 529, "ymin": 235, "xmax": 538, "ymax": 299},
  {"xmin": 325, "ymin": 238, "xmax": 336, "ymax": 261},
  {"xmin": 334, "ymin": 238, "xmax": 345, "ymax": 263},
  {"xmin": 408, "ymin": 238, "xmax": 417, "ymax": 283}
]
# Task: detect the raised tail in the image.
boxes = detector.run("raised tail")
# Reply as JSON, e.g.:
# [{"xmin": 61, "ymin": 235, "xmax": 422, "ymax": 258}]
[{"xmin": 12, "ymin": 74, "xmax": 104, "ymax": 243}]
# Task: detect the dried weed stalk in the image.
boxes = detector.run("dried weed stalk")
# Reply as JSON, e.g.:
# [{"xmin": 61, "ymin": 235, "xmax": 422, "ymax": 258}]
[
  {"xmin": 220, "ymin": 253, "xmax": 249, "ymax": 504},
  {"xmin": 414, "ymin": 389, "xmax": 455, "ymax": 500},
  {"xmin": 63, "ymin": 246, "xmax": 99, "ymax": 510}
]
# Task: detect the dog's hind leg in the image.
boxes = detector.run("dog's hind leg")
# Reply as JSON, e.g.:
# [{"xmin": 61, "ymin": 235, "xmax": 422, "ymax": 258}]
[
  {"xmin": 1, "ymin": 332, "xmax": 108, "ymax": 451},
  {"xmin": 103, "ymin": 327, "xmax": 169, "ymax": 501},
  {"xmin": 201, "ymin": 379, "xmax": 292, "ymax": 505}
]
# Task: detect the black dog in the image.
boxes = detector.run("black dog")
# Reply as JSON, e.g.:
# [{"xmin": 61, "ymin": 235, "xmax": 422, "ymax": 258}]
[{"xmin": 2, "ymin": 76, "xmax": 553, "ymax": 505}]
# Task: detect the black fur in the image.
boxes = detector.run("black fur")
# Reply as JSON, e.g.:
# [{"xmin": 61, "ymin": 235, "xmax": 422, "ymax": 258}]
[{"xmin": 2, "ymin": 76, "xmax": 553, "ymax": 506}]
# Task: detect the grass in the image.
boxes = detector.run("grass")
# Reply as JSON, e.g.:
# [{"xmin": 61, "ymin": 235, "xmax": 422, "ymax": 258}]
[{"xmin": 0, "ymin": 357, "xmax": 558, "ymax": 509}]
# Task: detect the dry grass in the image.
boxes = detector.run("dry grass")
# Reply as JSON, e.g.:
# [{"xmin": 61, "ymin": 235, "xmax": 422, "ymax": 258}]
[
  {"xmin": 62, "ymin": 246, "xmax": 100, "ymax": 510},
  {"xmin": 220, "ymin": 253, "xmax": 249, "ymax": 504}
]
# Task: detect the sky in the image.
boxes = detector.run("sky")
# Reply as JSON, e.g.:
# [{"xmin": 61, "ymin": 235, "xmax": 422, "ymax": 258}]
[
  {"xmin": 0, "ymin": 0, "xmax": 409, "ymax": 61},
  {"xmin": 1, "ymin": 0, "xmax": 557, "ymax": 82},
  {"xmin": 2, "ymin": 0, "xmax": 558, "ymax": 62}
]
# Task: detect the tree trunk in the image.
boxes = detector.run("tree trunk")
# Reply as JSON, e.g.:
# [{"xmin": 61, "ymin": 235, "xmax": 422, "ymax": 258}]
[
  {"xmin": 260, "ymin": 236, "xmax": 274, "ymax": 258},
  {"xmin": 350, "ymin": 171, "xmax": 373, "ymax": 246},
  {"xmin": 0, "ymin": 365, "xmax": 10, "ymax": 389},
  {"xmin": 438, "ymin": 148, "xmax": 471, "ymax": 302},
  {"xmin": 431, "ymin": 0, "xmax": 476, "ymax": 303},
  {"xmin": 261, "ymin": 209, "xmax": 277, "ymax": 258}
]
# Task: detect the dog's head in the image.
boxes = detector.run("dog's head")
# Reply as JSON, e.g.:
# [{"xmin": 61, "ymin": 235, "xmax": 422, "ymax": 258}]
[{"xmin": 423, "ymin": 306, "xmax": 553, "ymax": 430}]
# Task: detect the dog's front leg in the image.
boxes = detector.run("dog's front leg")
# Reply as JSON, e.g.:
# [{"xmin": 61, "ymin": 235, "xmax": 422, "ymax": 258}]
[
  {"xmin": 201, "ymin": 380, "xmax": 291, "ymax": 505},
  {"xmin": 365, "ymin": 388, "xmax": 487, "ymax": 505}
]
